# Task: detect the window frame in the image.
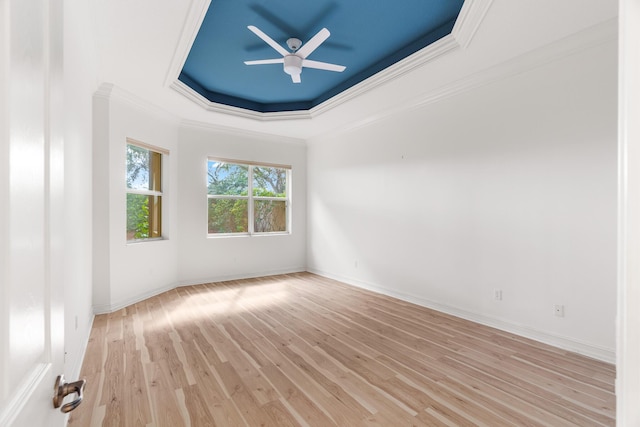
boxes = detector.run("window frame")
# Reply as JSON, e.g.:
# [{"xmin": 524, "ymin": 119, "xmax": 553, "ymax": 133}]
[
  {"xmin": 207, "ymin": 157, "xmax": 291, "ymax": 237},
  {"xmin": 126, "ymin": 138, "xmax": 167, "ymax": 243}
]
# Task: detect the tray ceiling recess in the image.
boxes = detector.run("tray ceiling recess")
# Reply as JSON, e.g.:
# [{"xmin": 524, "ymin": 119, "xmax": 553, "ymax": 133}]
[{"xmin": 167, "ymin": 0, "xmax": 493, "ymax": 120}]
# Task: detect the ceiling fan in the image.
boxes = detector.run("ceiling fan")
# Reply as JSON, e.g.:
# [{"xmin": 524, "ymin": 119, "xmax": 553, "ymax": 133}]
[{"xmin": 244, "ymin": 25, "xmax": 346, "ymax": 83}]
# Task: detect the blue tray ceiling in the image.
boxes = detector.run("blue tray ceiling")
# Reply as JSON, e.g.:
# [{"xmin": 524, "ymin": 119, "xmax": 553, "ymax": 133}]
[{"xmin": 180, "ymin": 0, "xmax": 465, "ymax": 113}]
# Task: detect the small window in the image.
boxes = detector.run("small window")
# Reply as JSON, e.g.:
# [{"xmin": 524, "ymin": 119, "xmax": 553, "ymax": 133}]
[
  {"xmin": 207, "ymin": 159, "xmax": 290, "ymax": 235},
  {"xmin": 126, "ymin": 141, "xmax": 165, "ymax": 241}
]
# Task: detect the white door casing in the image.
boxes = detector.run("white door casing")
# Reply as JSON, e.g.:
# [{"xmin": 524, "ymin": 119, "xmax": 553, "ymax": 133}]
[
  {"xmin": 618, "ymin": 0, "xmax": 640, "ymax": 424},
  {"xmin": 0, "ymin": 0, "xmax": 67, "ymax": 425}
]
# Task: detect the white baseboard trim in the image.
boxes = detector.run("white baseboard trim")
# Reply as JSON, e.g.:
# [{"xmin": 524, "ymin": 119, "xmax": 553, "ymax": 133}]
[
  {"xmin": 90, "ymin": 266, "xmax": 615, "ymax": 363},
  {"xmin": 176, "ymin": 267, "xmax": 307, "ymax": 288},
  {"xmin": 93, "ymin": 282, "xmax": 177, "ymax": 314},
  {"xmin": 92, "ymin": 267, "xmax": 307, "ymax": 314},
  {"xmin": 68, "ymin": 315, "xmax": 95, "ymax": 380},
  {"xmin": 307, "ymin": 268, "xmax": 615, "ymax": 364}
]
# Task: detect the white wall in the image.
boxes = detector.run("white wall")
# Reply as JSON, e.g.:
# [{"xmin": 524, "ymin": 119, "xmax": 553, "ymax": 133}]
[
  {"xmin": 63, "ymin": 0, "xmax": 99, "ymax": 380},
  {"xmin": 93, "ymin": 86, "xmax": 180, "ymax": 312},
  {"xmin": 177, "ymin": 124, "xmax": 307, "ymax": 284},
  {"xmin": 307, "ymin": 39, "xmax": 618, "ymax": 361},
  {"xmin": 92, "ymin": 94, "xmax": 307, "ymax": 311}
]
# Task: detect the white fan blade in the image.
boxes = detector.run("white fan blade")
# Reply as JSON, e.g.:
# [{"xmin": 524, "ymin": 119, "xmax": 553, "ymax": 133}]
[
  {"xmin": 247, "ymin": 25, "xmax": 288, "ymax": 56},
  {"xmin": 244, "ymin": 58, "xmax": 284, "ymax": 65},
  {"xmin": 297, "ymin": 28, "xmax": 330, "ymax": 59},
  {"xmin": 302, "ymin": 59, "xmax": 345, "ymax": 72},
  {"xmin": 291, "ymin": 74, "xmax": 301, "ymax": 83}
]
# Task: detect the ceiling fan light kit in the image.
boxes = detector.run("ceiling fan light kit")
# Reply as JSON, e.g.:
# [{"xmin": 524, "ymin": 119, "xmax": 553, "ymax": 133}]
[
  {"xmin": 283, "ymin": 55, "xmax": 302, "ymax": 76},
  {"xmin": 244, "ymin": 25, "xmax": 346, "ymax": 84}
]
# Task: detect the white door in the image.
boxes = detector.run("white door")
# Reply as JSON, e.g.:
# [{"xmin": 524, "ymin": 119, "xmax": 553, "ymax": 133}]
[{"xmin": 0, "ymin": 0, "xmax": 69, "ymax": 425}]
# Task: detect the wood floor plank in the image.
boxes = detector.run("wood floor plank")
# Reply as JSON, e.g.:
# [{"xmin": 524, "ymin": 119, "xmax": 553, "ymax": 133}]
[
  {"xmin": 439, "ymin": 354, "xmax": 611, "ymax": 426},
  {"xmin": 69, "ymin": 272, "xmax": 615, "ymax": 426},
  {"xmin": 99, "ymin": 339, "xmax": 124, "ymax": 424},
  {"xmin": 180, "ymin": 339, "xmax": 227, "ymax": 403},
  {"xmin": 266, "ymin": 348, "xmax": 369, "ymax": 426},
  {"xmin": 122, "ymin": 349, "xmax": 152, "ymax": 426},
  {"xmin": 277, "ymin": 344, "xmax": 375, "ymax": 421},
  {"xmin": 260, "ymin": 399, "xmax": 302, "ymax": 427},
  {"xmin": 215, "ymin": 361, "xmax": 279, "ymax": 426},
  {"xmin": 181, "ymin": 384, "xmax": 216, "ymax": 427},
  {"xmin": 146, "ymin": 359, "xmax": 186, "ymax": 427}
]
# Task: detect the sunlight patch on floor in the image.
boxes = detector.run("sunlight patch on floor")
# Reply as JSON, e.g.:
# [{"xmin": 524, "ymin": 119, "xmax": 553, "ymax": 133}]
[{"xmin": 164, "ymin": 282, "xmax": 292, "ymax": 328}]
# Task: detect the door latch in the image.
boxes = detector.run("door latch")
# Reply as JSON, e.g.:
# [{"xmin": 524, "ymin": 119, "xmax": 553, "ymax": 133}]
[{"xmin": 53, "ymin": 375, "xmax": 86, "ymax": 413}]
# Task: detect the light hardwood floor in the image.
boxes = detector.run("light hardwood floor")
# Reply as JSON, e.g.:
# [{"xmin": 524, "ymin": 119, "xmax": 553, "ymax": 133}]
[{"xmin": 68, "ymin": 273, "xmax": 615, "ymax": 426}]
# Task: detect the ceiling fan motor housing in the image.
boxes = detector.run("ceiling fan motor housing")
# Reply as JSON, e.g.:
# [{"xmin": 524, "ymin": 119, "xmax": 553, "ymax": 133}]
[{"xmin": 283, "ymin": 55, "xmax": 303, "ymax": 76}]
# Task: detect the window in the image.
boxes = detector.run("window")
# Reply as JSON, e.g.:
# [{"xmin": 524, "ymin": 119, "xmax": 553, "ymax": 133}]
[
  {"xmin": 126, "ymin": 140, "xmax": 166, "ymax": 241},
  {"xmin": 207, "ymin": 159, "xmax": 290, "ymax": 235}
]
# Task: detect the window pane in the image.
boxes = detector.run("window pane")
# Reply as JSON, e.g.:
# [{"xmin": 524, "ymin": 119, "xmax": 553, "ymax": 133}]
[
  {"xmin": 253, "ymin": 166, "xmax": 286, "ymax": 197},
  {"xmin": 150, "ymin": 151, "xmax": 161, "ymax": 191},
  {"xmin": 127, "ymin": 145, "xmax": 162, "ymax": 191},
  {"xmin": 208, "ymin": 198, "xmax": 248, "ymax": 233},
  {"xmin": 208, "ymin": 161, "xmax": 248, "ymax": 196},
  {"xmin": 254, "ymin": 200, "xmax": 286, "ymax": 232},
  {"xmin": 127, "ymin": 194, "xmax": 162, "ymax": 240},
  {"xmin": 148, "ymin": 195, "xmax": 162, "ymax": 238}
]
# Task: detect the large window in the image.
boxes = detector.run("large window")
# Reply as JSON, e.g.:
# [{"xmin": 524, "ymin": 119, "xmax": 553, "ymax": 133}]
[
  {"xmin": 207, "ymin": 159, "xmax": 290, "ymax": 235},
  {"xmin": 126, "ymin": 140, "xmax": 166, "ymax": 241}
]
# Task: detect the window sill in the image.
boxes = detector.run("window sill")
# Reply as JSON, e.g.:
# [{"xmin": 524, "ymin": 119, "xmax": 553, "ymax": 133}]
[
  {"xmin": 126, "ymin": 237, "xmax": 167, "ymax": 245},
  {"xmin": 207, "ymin": 232, "xmax": 291, "ymax": 239}
]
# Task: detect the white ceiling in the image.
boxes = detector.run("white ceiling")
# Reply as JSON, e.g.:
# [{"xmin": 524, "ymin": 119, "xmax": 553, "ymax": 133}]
[{"xmin": 91, "ymin": 0, "xmax": 617, "ymax": 140}]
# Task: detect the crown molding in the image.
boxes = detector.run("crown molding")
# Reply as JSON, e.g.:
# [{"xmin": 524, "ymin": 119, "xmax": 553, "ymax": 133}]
[
  {"xmin": 165, "ymin": 0, "xmax": 493, "ymax": 121},
  {"xmin": 164, "ymin": 0, "xmax": 212, "ymax": 88},
  {"xmin": 93, "ymin": 81, "xmax": 115, "ymax": 100},
  {"xmin": 180, "ymin": 118, "xmax": 307, "ymax": 145},
  {"xmin": 452, "ymin": 0, "xmax": 494, "ymax": 49},
  {"xmin": 170, "ymin": 79, "xmax": 312, "ymax": 121},
  {"xmin": 95, "ymin": 82, "xmax": 181, "ymax": 124},
  {"xmin": 94, "ymin": 82, "xmax": 306, "ymax": 143}
]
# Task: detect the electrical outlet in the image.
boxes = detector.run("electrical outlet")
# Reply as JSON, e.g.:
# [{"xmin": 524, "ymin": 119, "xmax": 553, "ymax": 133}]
[
  {"xmin": 554, "ymin": 304, "xmax": 565, "ymax": 317},
  {"xmin": 494, "ymin": 289, "xmax": 502, "ymax": 301}
]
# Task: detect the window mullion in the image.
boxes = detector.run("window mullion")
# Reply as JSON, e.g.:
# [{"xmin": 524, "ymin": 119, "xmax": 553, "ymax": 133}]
[
  {"xmin": 127, "ymin": 189, "xmax": 163, "ymax": 197},
  {"xmin": 208, "ymin": 195, "xmax": 249, "ymax": 200}
]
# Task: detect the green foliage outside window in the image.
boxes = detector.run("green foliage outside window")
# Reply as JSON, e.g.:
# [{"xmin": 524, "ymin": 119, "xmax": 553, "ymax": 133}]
[
  {"xmin": 126, "ymin": 143, "xmax": 162, "ymax": 241},
  {"xmin": 208, "ymin": 199, "xmax": 248, "ymax": 233},
  {"xmin": 207, "ymin": 161, "xmax": 288, "ymax": 234},
  {"xmin": 127, "ymin": 194, "xmax": 150, "ymax": 239}
]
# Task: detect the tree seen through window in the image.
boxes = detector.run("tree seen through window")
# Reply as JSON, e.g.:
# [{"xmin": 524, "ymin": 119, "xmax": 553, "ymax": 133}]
[
  {"xmin": 207, "ymin": 160, "xmax": 289, "ymax": 234},
  {"xmin": 126, "ymin": 143, "xmax": 163, "ymax": 241}
]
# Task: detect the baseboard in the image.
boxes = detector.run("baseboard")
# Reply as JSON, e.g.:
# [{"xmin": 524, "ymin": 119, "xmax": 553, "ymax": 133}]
[
  {"xmin": 93, "ymin": 282, "xmax": 177, "ymax": 314},
  {"xmin": 307, "ymin": 268, "xmax": 615, "ymax": 364},
  {"xmin": 68, "ymin": 314, "xmax": 95, "ymax": 380},
  {"xmin": 176, "ymin": 267, "xmax": 307, "ymax": 288},
  {"xmin": 92, "ymin": 267, "xmax": 307, "ymax": 314},
  {"xmin": 90, "ymin": 266, "xmax": 614, "ymax": 363},
  {"xmin": 62, "ymin": 313, "xmax": 94, "ymax": 426}
]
